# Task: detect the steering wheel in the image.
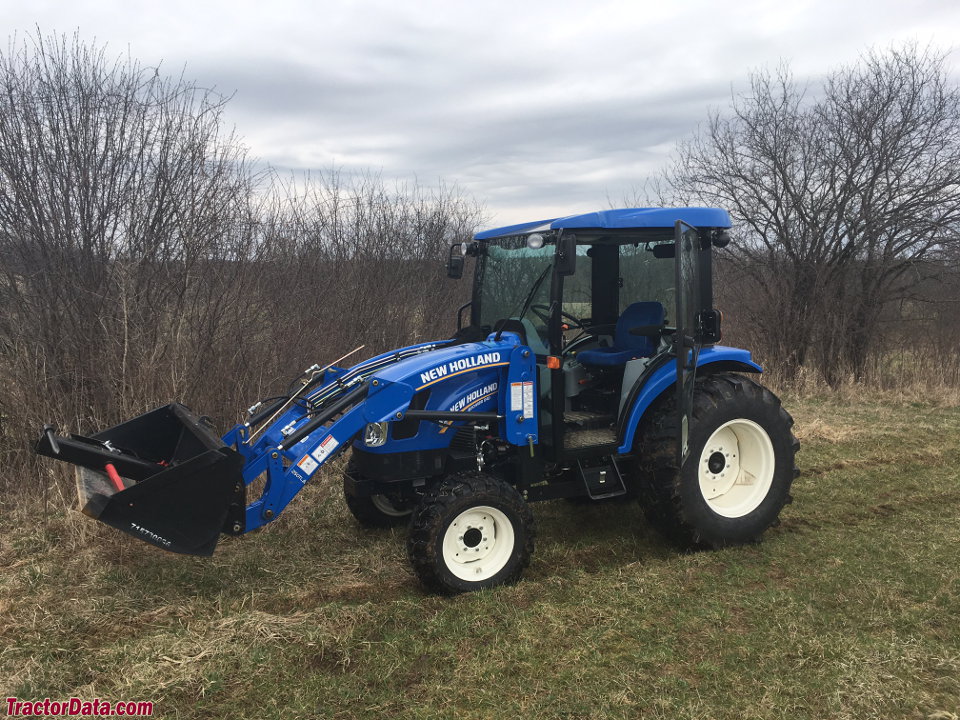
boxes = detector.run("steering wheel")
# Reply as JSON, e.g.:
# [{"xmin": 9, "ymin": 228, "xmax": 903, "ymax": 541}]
[{"xmin": 529, "ymin": 304, "xmax": 584, "ymax": 329}]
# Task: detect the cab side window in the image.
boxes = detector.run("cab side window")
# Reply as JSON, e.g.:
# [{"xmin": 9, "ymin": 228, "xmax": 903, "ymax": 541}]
[{"xmin": 619, "ymin": 243, "xmax": 674, "ymax": 324}]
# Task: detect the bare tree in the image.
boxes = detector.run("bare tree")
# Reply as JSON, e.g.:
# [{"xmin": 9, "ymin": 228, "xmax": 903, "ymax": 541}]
[
  {"xmin": 0, "ymin": 32, "xmax": 484, "ymax": 501},
  {"xmin": 669, "ymin": 45, "xmax": 960, "ymax": 382},
  {"xmin": 256, "ymin": 170, "xmax": 482, "ymax": 363},
  {"xmin": 0, "ymin": 31, "xmax": 263, "ymax": 442}
]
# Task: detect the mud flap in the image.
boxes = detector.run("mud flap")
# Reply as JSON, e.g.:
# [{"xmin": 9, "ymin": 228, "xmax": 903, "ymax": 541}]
[{"xmin": 36, "ymin": 404, "xmax": 246, "ymax": 556}]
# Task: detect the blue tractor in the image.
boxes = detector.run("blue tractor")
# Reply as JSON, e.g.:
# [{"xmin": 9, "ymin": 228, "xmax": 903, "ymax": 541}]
[{"xmin": 36, "ymin": 208, "xmax": 798, "ymax": 594}]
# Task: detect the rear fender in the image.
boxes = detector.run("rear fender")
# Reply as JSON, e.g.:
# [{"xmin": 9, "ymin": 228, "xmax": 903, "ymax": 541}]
[{"xmin": 617, "ymin": 346, "xmax": 762, "ymax": 454}]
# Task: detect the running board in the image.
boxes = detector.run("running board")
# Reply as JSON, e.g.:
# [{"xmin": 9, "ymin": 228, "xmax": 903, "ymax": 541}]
[{"xmin": 577, "ymin": 457, "xmax": 627, "ymax": 500}]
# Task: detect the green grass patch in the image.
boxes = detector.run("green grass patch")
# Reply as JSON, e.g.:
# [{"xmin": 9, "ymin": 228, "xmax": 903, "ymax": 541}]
[{"xmin": 1, "ymin": 398, "xmax": 959, "ymax": 719}]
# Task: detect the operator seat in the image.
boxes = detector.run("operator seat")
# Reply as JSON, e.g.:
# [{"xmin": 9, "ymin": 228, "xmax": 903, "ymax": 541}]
[{"xmin": 577, "ymin": 301, "xmax": 666, "ymax": 367}]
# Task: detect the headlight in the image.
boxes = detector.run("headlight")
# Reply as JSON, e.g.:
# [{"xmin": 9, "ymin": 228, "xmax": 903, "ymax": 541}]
[{"xmin": 363, "ymin": 422, "xmax": 388, "ymax": 447}]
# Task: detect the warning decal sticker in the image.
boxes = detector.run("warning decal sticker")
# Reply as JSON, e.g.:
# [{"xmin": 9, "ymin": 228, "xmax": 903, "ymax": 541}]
[
  {"xmin": 522, "ymin": 381, "xmax": 534, "ymax": 418},
  {"xmin": 510, "ymin": 382, "xmax": 523, "ymax": 412},
  {"xmin": 311, "ymin": 434, "xmax": 339, "ymax": 465},
  {"xmin": 297, "ymin": 454, "xmax": 319, "ymax": 476}
]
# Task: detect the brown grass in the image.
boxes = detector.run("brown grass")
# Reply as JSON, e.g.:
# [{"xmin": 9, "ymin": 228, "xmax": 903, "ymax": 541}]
[{"xmin": 2, "ymin": 392, "xmax": 959, "ymax": 719}]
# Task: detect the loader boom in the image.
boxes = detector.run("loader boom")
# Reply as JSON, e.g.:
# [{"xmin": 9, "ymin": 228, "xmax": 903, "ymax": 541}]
[{"xmin": 37, "ymin": 334, "xmax": 537, "ymax": 553}]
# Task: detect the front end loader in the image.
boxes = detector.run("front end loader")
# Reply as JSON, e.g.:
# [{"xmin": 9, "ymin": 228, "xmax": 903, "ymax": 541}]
[{"xmin": 37, "ymin": 207, "xmax": 798, "ymax": 594}]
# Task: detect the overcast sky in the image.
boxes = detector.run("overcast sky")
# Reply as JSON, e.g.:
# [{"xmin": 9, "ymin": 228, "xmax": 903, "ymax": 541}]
[{"xmin": 4, "ymin": 0, "xmax": 960, "ymax": 228}]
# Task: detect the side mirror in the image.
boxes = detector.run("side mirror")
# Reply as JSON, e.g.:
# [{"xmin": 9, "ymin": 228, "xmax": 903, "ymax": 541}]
[
  {"xmin": 446, "ymin": 244, "xmax": 464, "ymax": 279},
  {"xmin": 557, "ymin": 233, "xmax": 577, "ymax": 276},
  {"xmin": 700, "ymin": 309, "xmax": 722, "ymax": 343}
]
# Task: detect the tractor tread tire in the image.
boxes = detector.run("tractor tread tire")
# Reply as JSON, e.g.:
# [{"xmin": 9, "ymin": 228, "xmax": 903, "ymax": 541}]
[
  {"xmin": 634, "ymin": 372, "xmax": 799, "ymax": 549},
  {"xmin": 343, "ymin": 459, "xmax": 413, "ymax": 529},
  {"xmin": 408, "ymin": 472, "xmax": 535, "ymax": 594}
]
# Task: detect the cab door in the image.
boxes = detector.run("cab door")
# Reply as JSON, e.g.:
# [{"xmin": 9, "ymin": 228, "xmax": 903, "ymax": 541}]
[{"xmin": 674, "ymin": 221, "xmax": 703, "ymax": 467}]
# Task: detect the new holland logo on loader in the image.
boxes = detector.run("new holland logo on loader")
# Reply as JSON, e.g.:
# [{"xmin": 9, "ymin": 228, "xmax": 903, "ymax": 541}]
[{"xmin": 36, "ymin": 207, "xmax": 799, "ymax": 594}]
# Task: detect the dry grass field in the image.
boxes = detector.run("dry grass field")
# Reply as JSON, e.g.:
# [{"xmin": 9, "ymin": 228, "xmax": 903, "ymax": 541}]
[{"xmin": 1, "ymin": 394, "xmax": 959, "ymax": 719}]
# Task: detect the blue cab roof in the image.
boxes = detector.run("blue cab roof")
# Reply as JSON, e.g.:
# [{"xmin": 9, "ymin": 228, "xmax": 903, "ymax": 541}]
[{"xmin": 474, "ymin": 207, "xmax": 731, "ymax": 241}]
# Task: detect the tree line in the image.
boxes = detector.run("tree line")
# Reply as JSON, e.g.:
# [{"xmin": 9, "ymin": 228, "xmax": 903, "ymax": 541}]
[
  {"xmin": 1, "ymin": 32, "xmax": 958, "ymax": 498},
  {"xmin": 0, "ymin": 32, "xmax": 480, "ymax": 494}
]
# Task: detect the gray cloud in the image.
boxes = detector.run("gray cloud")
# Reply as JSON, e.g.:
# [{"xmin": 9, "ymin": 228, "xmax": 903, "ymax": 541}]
[{"xmin": 5, "ymin": 0, "xmax": 960, "ymax": 225}]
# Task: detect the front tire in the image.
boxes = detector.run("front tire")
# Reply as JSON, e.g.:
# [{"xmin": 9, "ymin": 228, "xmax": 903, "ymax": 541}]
[
  {"xmin": 343, "ymin": 461, "xmax": 413, "ymax": 528},
  {"xmin": 635, "ymin": 372, "xmax": 798, "ymax": 548},
  {"xmin": 408, "ymin": 473, "xmax": 535, "ymax": 594}
]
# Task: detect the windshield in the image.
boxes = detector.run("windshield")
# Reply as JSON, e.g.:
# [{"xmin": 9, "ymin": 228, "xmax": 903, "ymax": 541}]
[{"xmin": 475, "ymin": 236, "xmax": 554, "ymax": 353}]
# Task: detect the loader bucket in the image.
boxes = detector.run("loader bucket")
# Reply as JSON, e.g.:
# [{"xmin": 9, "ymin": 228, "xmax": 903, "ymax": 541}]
[{"xmin": 36, "ymin": 403, "xmax": 246, "ymax": 556}]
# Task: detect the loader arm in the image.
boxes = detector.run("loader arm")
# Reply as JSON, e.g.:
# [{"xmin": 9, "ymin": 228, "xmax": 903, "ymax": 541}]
[
  {"xmin": 34, "ymin": 338, "xmax": 445, "ymax": 554},
  {"xmin": 36, "ymin": 334, "xmax": 537, "ymax": 554},
  {"xmin": 233, "ymin": 334, "xmax": 537, "ymax": 532}
]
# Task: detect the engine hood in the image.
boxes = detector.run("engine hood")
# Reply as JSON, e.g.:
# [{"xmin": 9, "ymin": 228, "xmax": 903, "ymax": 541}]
[{"xmin": 370, "ymin": 334, "xmax": 521, "ymax": 393}]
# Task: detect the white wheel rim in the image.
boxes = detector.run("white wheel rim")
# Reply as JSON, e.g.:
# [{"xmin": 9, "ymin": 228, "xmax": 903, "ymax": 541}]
[
  {"xmin": 698, "ymin": 419, "xmax": 775, "ymax": 518},
  {"xmin": 370, "ymin": 495, "xmax": 410, "ymax": 517},
  {"xmin": 441, "ymin": 505, "xmax": 515, "ymax": 582}
]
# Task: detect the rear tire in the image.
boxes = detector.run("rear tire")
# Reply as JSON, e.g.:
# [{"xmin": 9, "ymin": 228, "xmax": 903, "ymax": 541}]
[
  {"xmin": 408, "ymin": 472, "xmax": 535, "ymax": 594},
  {"xmin": 634, "ymin": 372, "xmax": 798, "ymax": 548}
]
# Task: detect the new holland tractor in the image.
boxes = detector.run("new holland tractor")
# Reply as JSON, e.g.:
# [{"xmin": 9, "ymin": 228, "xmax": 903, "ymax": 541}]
[{"xmin": 36, "ymin": 207, "xmax": 798, "ymax": 594}]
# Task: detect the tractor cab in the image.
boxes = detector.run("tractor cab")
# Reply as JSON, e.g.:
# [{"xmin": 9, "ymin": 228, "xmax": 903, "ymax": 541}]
[{"xmin": 457, "ymin": 208, "xmax": 730, "ymax": 463}]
